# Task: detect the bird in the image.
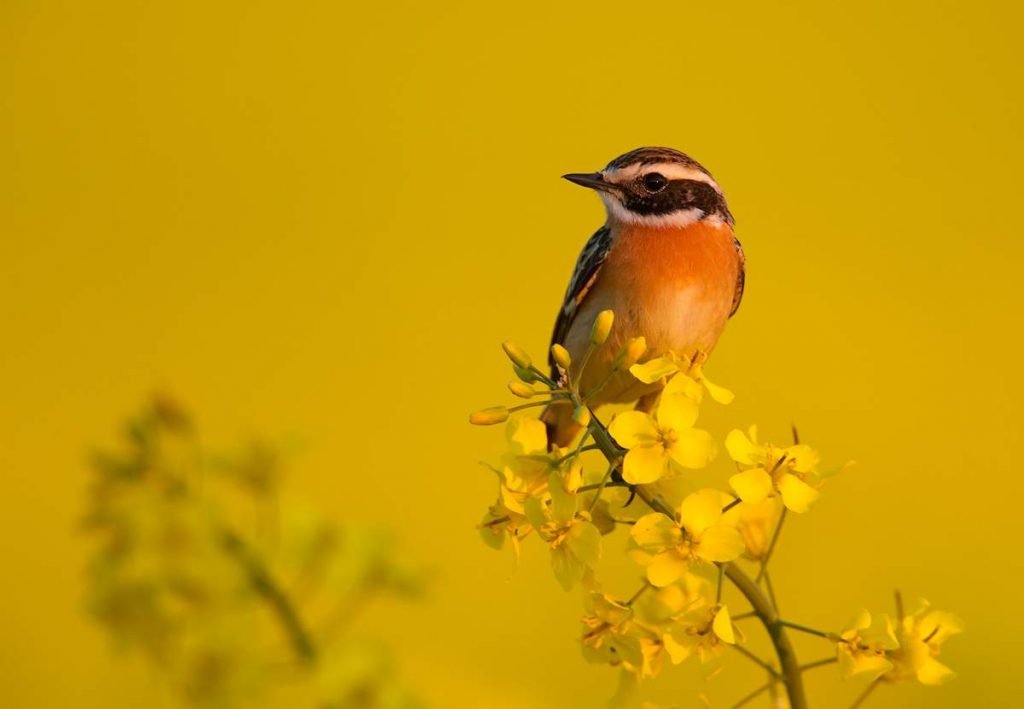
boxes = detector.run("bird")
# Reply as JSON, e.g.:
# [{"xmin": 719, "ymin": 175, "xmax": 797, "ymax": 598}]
[{"xmin": 542, "ymin": 146, "xmax": 745, "ymax": 448}]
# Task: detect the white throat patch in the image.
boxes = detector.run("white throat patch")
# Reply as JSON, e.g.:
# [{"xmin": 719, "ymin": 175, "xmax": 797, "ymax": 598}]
[{"xmin": 600, "ymin": 193, "xmax": 717, "ymax": 229}]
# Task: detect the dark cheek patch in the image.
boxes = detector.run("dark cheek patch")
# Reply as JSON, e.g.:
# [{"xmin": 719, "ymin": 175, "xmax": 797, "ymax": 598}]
[{"xmin": 623, "ymin": 180, "xmax": 725, "ymax": 217}]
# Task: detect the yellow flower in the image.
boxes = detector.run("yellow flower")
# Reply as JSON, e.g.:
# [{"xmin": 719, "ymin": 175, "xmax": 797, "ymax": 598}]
[
  {"xmin": 628, "ymin": 353, "xmax": 734, "ymax": 404},
  {"xmin": 630, "ymin": 489, "xmax": 745, "ymax": 587},
  {"xmin": 581, "ymin": 593, "xmax": 644, "ymax": 670},
  {"xmin": 837, "ymin": 610, "xmax": 898, "ymax": 680},
  {"xmin": 524, "ymin": 473, "xmax": 602, "ymax": 591},
  {"xmin": 632, "ymin": 574, "xmax": 711, "ymax": 628},
  {"xmin": 722, "ymin": 497, "xmax": 781, "ymax": 561},
  {"xmin": 887, "ymin": 600, "xmax": 963, "ymax": 685},
  {"xmin": 663, "ymin": 604, "xmax": 736, "ymax": 664},
  {"xmin": 496, "ymin": 416, "xmax": 576, "ymax": 514},
  {"xmin": 725, "ymin": 426, "xmax": 821, "ymax": 513},
  {"xmin": 608, "ymin": 375, "xmax": 716, "ymax": 484}
]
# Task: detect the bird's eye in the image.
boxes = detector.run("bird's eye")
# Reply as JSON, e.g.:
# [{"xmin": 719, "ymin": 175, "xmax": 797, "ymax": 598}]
[{"xmin": 642, "ymin": 172, "xmax": 668, "ymax": 193}]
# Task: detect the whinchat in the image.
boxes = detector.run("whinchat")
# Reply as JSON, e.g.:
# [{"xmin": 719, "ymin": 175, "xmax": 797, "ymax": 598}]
[{"xmin": 543, "ymin": 147, "xmax": 745, "ymax": 447}]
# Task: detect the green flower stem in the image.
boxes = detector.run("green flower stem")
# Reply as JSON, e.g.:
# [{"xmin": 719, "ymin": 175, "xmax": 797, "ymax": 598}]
[
  {"xmin": 730, "ymin": 643, "xmax": 780, "ymax": 679},
  {"xmin": 850, "ymin": 679, "xmax": 880, "ymax": 708},
  {"xmin": 219, "ymin": 528, "xmax": 316, "ymax": 663},
  {"xmin": 801, "ymin": 657, "xmax": 839, "ymax": 672},
  {"xmin": 756, "ymin": 507, "xmax": 787, "ymax": 583},
  {"xmin": 733, "ymin": 681, "xmax": 773, "ymax": 708},
  {"xmin": 725, "ymin": 563, "xmax": 808, "ymax": 709},
  {"xmin": 777, "ymin": 619, "xmax": 832, "ymax": 639}
]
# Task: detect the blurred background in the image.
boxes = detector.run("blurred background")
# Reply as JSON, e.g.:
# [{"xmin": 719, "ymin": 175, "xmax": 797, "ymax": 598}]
[{"xmin": 1, "ymin": 0, "xmax": 1021, "ymax": 706}]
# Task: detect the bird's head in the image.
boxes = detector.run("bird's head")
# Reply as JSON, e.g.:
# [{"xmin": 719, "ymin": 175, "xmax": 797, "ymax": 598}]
[{"xmin": 563, "ymin": 146, "xmax": 733, "ymax": 228}]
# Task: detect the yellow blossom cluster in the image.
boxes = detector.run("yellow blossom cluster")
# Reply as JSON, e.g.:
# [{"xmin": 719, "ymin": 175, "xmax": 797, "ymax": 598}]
[
  {"xmin": 471, "ymin": 310, "xmax": 961, "ymax": 708},
  {"xmin": 83, "ymin": 399, "xmax": 422, "ymax": 708}
]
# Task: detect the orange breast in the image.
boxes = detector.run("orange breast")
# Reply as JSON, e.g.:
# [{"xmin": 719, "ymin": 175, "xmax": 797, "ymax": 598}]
[
  {"xmin": 565, "ymin": 219, "xmax": 741, "ymax": 404},
  {"xmin": 602, "ymin": 220, "xmax": 740, "ymax": 309}
]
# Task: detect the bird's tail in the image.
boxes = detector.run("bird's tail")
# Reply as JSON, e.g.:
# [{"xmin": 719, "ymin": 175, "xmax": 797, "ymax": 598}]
[{"xmin": 541, "ymin": 400, "xmax": 581, "ymax": 451}]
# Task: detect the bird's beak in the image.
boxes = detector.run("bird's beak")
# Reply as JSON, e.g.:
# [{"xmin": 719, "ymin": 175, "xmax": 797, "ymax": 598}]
[{"xmin": 562, "ymin": 172, "xmax": 617, "ymax": 193}]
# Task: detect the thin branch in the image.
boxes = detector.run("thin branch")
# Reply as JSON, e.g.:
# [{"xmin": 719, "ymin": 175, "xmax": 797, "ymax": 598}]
[
  {"xmin": 756, "ymin": 508, "xmax": 787, "ymax": 583},
  {"xmin": 850, "ymin": 679, "xmax": 880, "ymax": 708},
  {"xmin": 801, "ymin": 656, "xmax": 838, "ymax": 672},
  {"xmin": 725, "ymin": 564, "xmax": 808, "ymax": 709},
  {"xmin": 733, "ymin": 681, "xmax": 773, "ymax": 709},
  {"xmin": 762, "ymin": 570, "xmax": 780, "ymax": 614},
  {"xmin": 777, "ymin": 619, "xmax": 832, "ymax": 639},
  {"xmin": 219, "ymin": 528, "xmax": 316, "ymax": 663},
  {"xmin": 730, "ymin": 643, "xmax": 780, "ymax": 679}
]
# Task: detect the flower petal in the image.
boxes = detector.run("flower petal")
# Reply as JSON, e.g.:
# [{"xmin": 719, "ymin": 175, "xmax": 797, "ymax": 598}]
[
  {"xmin": 778, "ymin": 473, "xmax": 820, "ymax": 513},
  {"xmin": 729, "ymin": 468, "xmax": 773, "ymax": 503},
  {"xmin": 567, "ymin": 520, "xmax": 602, "ymax": 565},
  {"xmin": 679, "ymin": 489, "xmax": 724, "ymax": 536},
  {"xmin": 646, "ymin": 550, "xmax": 689, "ymax": 587},
  {"xmin": 663, "ymin": 632, "xmax": 692, "ymax": 665},
  {"xmin": 548, "ymin": 472, "xmax": 576, "ymax": 523},
  {"xmin": 698, "ymin": 524, "xmax": 746, "ymax": 563},
  {"xmin": 667, "ymin": 428, "xmax": 716, "ymax": 470},
  {"xmin": 725, "ymin": 428, "xmax": 762, "ymax": 465},
  {"xmin": 630, "ymin": 512, "xmax": 682, "ymax": 551},
  {"xmin": 608, "ymin": 411, "xmax": 659, "ymax": 449},
  {"xmin": 663, "ymin": 372, "xmax": 704, "ymax": 401},
  {"xmin": 622, "ymin": 445, "xmax": 668, "ymax": 484},
  {"xmin": 916, "ymin": 656, "xmax": 956, "ymax": 685},
  {"xmin": 629, "ymin": 355, "xmax": 680, "ymax": 384},
  {"xmin": 784, "ymin": 444, "xmax": 820, "ymax": 474},
  {"xmin": 506, "ymin": 416, "xmax": 548, "ymax": 456},
  {"xmin": 656, "ymin": 388, "xmax": 700, "ymax": 432},
  {"xmin": 712, "ymin": 605, "xmax": 735, "ymax": 644}
]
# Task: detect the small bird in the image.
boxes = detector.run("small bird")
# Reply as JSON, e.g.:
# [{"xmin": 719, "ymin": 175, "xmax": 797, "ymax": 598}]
[{"xmin": 543, "ymin": 147, "xmax": 745, "ymax": 447}]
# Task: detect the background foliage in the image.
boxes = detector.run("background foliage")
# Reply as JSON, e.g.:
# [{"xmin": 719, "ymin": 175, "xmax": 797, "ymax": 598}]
[{"xmin": 1, "ymin": 0, "xmax": 1021, "ymax": 706}]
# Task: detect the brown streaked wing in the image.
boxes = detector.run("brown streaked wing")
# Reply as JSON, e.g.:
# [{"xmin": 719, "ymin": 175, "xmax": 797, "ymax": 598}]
[
  {"xmin": 548, "ymin": 225, "xmax": 613, "ymax": 379},
  {"xmin": 729, "ymin": 235, "xmax": 745, "ymax": 317}
]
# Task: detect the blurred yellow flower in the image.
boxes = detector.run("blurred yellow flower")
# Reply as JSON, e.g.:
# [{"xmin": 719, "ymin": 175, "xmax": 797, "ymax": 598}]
[
  {"xmin": 608, "ymin": 375, "xmax": 716, "ymax": 484},
  {"xmin": 837, "ymin": 610, "xmax": 898, "ymax": 680},
  {"xmin": 726, "ymin": 426, "xmax": 821, "ymax": 513},
  {"xmin": 887, "ymin": 600, "xmax": 963, "ymax": 685},
  {"xmin": 630, "ymin": 489, "xmax": 745, "ymax": 586},
  {"xmin": 663, "ymin": 604, "xmax": 736, "ymax": 664},
  {"xmin": 722, "ymin": 497, "xmax": 781, "ymax": 561},
  {"xmin": 581, "ymin": 593, "xmax": 644, "ymax": 669},
  {"xmin": 525, "ymin": 473, "xmax": 602, "ymax": 591}
]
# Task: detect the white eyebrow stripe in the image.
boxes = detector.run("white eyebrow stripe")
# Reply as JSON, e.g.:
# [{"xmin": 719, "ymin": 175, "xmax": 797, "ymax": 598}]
[{"xmin": 603, "ymin": 162, "xmax": 722, "ymax": 194}]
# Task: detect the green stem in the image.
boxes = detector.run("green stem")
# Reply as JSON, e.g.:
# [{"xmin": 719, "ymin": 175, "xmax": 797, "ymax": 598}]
[
  {"xmin": 850, "ymin": 679, "xmax": 880, "ymax": 708},
  {"xmin": 756, "ymin": 507, "xmax": 787, "ymax": 583},
  {"xmin": 801, "ymin": 657, "xmax": 838, "ymax": 672},
  {"xmin": 730, "ymin": 643, "xmax": 780, "ymax": 679},
  {"xmin": 725, "ymin": 564, "xmax": 807, "ymax": 709},
  {"xmin": 733, "ymin": 681, "xmax": 773, "ymax": 708},
  {"xmin": 219, "ymin": 528, "xmax": 316, "ymax": 663},
  {"xmin": 777, "ymin": 619, "xmax": 831, "ymax": 639}
]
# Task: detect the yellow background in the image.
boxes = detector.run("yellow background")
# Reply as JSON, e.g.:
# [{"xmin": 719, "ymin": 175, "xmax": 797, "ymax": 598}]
[{"xmin": 1, "ymin": 0, "xmax": 1021, "ymax": 706}]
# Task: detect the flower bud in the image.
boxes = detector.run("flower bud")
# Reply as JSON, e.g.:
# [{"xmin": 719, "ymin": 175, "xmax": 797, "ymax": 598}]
[
  {"xmin": 507, "ymin": 381, "xmax": 535, "ymax": 399},
  {"xmin": 469, "ymin": 406, "xmax": 509, "ymax": 425},
  {"xmin": 551, "ymin": 344, "xmax": 572, "ymax": 371},
  {"xmin": 573, "ymin": 405, "xmax": 592, "ymax": 428},
  {"xmin": 513, "ymin": 365, "xmax": 537, "ymax": 383},
  {"xmin": 501, "ymin": 341, "xmax": 532, "ymax": 369},
  {"xmin": 589, "ymin": 310, "xmax": 614, "ymax": 346},
  {"xmin": 614, "ymin": 336, "xmax": 647, "ymax": 370}
]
